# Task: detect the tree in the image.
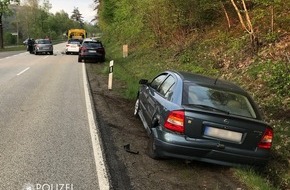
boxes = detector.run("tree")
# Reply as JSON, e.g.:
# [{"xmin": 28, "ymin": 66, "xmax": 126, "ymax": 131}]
[
  {"xmin": 71, "ymin": 7, "xmax": 84, "ymax": 28},
  {"xmin": 230, "ymin": 0, "xmax": 258, "ymax": 51},
  {"xmin": 0, "ymin": 0, "xmax": 20, "ymax": 48}
]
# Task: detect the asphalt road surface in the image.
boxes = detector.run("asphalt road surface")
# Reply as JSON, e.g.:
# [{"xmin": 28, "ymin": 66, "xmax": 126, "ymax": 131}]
[{"xmin": 0, "ymin": 45, "xmax": 110, "ymax": 190}]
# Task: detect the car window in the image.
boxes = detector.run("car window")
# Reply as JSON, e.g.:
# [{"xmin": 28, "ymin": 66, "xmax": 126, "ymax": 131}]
[
  {"xmin": 150, "ymin": 74, "xmax": 168, "ymax": 90},
  {"xmin": 37, "ymin": 39, "xmax": 51, "ymax": 44},
  {"xmin": 69, "ymin": 41, "xmax": 80, "ymax": 45},
  {"xmin": 158, "ymin": 75, "xmax": 175, "ymax": 99},
  {"xmin": 183, "ymin": 83, "xmax": 257, "ymax": 118},
  {"xmin": 83, "ymin": 42, "xmax": 102, "ymax": 48}
]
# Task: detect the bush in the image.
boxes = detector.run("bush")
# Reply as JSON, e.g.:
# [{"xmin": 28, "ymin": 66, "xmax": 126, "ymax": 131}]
[{"xmin": 264, "ymin": 60, "xmax": 290, "ymax": 97}]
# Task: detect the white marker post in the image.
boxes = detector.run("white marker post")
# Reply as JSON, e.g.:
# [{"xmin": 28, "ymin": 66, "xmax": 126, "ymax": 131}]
[
  {"xmin": 123, "ymin": 44, "xmax": 128, "ymax": 58},
  {"xmin": 108, "ymin": 60, "xmax": 114, "ymax": 90}
]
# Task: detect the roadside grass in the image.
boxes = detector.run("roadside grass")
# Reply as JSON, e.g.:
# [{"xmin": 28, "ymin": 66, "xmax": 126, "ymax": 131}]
[
  {"xmin": 0, "ymin": 46, "xmax": 26, "ymax": 52},
  {"xmin": 234, "ymin": 167, "xmax": 277, "ymax": 190},
  {"xmin": 100, "ymin": 33, "xmax": 289, "ymax": 189}
]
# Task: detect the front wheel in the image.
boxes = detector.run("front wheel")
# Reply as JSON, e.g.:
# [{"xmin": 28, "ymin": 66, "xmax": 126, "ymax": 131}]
[{"xmin": 133, "ymin": 98, "xmax": 140, "ymax": 118}]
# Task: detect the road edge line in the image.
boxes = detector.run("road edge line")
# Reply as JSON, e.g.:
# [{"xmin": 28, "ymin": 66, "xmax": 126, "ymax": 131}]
[{"xmin": 82, "ymin": 63, "xmax": 111, "ymax": 190}]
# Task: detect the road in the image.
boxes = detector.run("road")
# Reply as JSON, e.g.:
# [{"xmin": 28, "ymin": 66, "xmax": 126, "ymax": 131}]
[{"xmin": 0, "ymin": 45, "xmax": 109, "ymax": 190}]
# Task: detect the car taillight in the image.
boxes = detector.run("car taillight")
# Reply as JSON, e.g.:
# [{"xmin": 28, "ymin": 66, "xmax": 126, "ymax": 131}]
[
  {"xmin": 164, "ymin": 110, "xmax": 185, "ymax": 133},
  {"xmin": 258, "ymin": 128, "xmax": 273, "ymax": 149},
  {"xmin": 81, "ymin": 47, "xmax": 87, "ymax": 52}
]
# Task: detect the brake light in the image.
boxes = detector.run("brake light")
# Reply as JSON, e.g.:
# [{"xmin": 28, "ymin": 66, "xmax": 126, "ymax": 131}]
[
  {"xmin": 258, "ymin": 128, "xmax": 273, "ymax": 149},
  {"xmin": 164, "ymin": 110, "xmax": 185, "ymax": 133},
  {"xmin": 81, "ymin": 47, "xmax": 87, "ymax": 52}
]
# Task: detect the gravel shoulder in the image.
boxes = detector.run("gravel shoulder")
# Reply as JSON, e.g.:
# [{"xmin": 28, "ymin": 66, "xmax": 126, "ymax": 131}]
[{"xmin": 85, "ymin": 63, "xmax": 248, "ymax": 190}]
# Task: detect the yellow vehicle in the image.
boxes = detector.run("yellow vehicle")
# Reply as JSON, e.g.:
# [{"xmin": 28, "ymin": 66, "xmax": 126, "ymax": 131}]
[{"xmin": 67, "ymin": 29, "xmax": 87, "ymax": 42}]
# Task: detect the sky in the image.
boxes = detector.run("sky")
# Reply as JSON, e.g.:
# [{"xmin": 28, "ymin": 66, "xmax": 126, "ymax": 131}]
[{"xmin": 48, "ymin": 0, "xmax": 97, "ymax": 23}]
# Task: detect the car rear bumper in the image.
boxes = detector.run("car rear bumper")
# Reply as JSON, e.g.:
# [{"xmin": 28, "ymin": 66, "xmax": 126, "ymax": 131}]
[
  {"xmin": 66, "ymin": 48, "xmax": 79, "ymax": 53},
  {"xmin": 152, "ymin": 128, "xmax": 270, "ymax": 166},
  {"xmin": 35, "ymin": 48, "xmax": 53, "ymax": 53},
  {"xmin": 79, "ymin": 54, "xmax": 105, "ymax": 60}
]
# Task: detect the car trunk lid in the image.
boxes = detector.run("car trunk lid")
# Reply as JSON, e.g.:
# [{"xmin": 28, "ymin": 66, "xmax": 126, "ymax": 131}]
[{"xmin": 182, "ymin": 108, "xmax": 273, "ymax": 151}]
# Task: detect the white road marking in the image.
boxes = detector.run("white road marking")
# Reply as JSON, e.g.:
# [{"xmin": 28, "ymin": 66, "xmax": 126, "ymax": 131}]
[
  {"xmin": 17, "ymin": 67, "xmax": 30, "ymax": 76},
  {"xmin": 82, "ymin": 63, "xmax": 110, "ymax": 190}
]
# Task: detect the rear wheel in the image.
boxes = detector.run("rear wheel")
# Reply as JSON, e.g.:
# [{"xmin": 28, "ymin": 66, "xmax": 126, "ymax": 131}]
[
  {"xmin": 147, "ymin": 132, "xmax": 161, "ymax": 159},
  {"xmin": 133, "ymin": 98, "xmax": 140, "ymax": 118},
  {"xmin": 100, "ymin": 56, "xmax": 105, "ymax": 62}
]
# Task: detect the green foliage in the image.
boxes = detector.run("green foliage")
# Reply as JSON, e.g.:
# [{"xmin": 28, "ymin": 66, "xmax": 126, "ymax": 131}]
[
  {"xmin": 3, "ymin": 2, "xmax": 98, "ymax": 44},
  {"xmin": 265, "ymin": 61, "xmax": 290, "ymax": 97},
  {"xmin": 0, "ymin": 0, "xmax": 20, "ymax": 14},
  {"xmin": 99, "ymin": 0, "xmax": 222, "ymax": 47},
  {"xmin": 4, "ymin": 32, "xmax": 16, "ymax": 45},
  {"xmin": 234, "ymin": 167, "xmax": 277, "ymax": 190}
]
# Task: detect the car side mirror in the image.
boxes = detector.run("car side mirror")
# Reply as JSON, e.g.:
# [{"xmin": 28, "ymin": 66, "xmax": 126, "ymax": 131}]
[{"xmin": 139, "ymin": 79, "xmax": 148, "ymax": 85}]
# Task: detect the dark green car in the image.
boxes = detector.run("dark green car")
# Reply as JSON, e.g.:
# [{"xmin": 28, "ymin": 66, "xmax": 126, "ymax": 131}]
[{"xmin": 134, "ymin": 70, "xmax": 273, "ymax": 166}]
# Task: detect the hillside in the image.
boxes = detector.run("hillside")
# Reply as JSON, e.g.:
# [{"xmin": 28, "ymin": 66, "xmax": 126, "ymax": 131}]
[{"xmin": 97, "ymin": 1, "xmax": 290, "ymax": 189}]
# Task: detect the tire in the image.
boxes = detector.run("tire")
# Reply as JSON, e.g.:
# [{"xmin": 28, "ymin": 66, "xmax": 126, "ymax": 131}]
[
  {"xmin": 100, "ymin": 56, "xmax": 105, "ymax": 62},
  {"xmin": 50, "ymin": 51, "xmax": 53, "ymax": 55},
  {"xmin": 78, "ymin": 56, "xmax": 82, "ymax": 62},
  {"xmin": 147, "ymin": 132, "xmax": 161, "ymax": 159},
  {"xmin": 133, "ymin": 98, "xmax": 140, "ymax": 118}
]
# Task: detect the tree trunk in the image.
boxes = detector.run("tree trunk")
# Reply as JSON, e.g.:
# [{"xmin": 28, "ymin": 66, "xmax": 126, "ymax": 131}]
[
  {"xmin": 271, "ymin": 4, "xmax": 274, "ymax": 33},
  {"xmin": 230, "ymin": 0, "xmax": 258, "ymax": 52},
  {"xmin": 0, "ymin": 14, "xmax": 3, "ymax": 49},
  {"xmin": 220, "ymin": 1, "xmax": 231, "ymax": 29}
]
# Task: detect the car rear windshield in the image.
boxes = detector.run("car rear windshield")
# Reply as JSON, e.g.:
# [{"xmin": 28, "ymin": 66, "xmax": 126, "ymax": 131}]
[
  {"xmin": 83, "ymin": 42, "xmax": 102, "ymax": 48},
  {"xmin": 182, "ymin": 83, "xmax": 257, "ymax": 118},
  {"xmin": 37, "ymin": 39, "xmax": 51, "ymax": 44},
  {"xmin": 69, "ymin": 41, "xmax": 80, "ymax": 45}
]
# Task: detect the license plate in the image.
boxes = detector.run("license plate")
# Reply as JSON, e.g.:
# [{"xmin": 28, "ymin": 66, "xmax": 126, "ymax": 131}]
[
  {"xmin": 204, "ymin": 126, "xmax": 242, "ymax": 143},
  {"xmin": 88, "ymin": 50, "xmax": 96, "ymax": 53}
]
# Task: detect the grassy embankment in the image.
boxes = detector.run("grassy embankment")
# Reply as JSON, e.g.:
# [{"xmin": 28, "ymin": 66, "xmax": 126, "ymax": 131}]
[{"xmin": 98, "ymin": 29, "xmax": 289, "ymax": 189}]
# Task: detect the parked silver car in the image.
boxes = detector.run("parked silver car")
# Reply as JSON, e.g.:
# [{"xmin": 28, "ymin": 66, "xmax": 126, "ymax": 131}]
[{"xmin": 33, "ymin": 39, "xmax": 53, "ymax": 55}]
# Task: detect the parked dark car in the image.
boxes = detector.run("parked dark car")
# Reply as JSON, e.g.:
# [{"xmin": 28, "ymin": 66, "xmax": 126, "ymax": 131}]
[
  {"xmin": 33, "ymin": 39, "xmax": 53, "ymax": 55},
  {"xmin": 78, "ymin": 38, "xmax": 105, "ymax": 63},
  {"xmin": 134, "ymin": 70, "xmax": 273, "ymax": 166}
]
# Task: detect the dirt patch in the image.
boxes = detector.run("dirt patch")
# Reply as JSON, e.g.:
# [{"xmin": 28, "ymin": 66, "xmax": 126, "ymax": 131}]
[{"xmin": 86, "ymin": 63, "xmax": 248, "ymax": 190}]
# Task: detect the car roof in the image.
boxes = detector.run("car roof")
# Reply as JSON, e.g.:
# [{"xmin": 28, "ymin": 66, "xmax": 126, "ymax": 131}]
[
  {"xmin": 83, "ymin": 38, "xmax": 96, "ymax": 41},
  {"xmin": 82, "ymin": 38, "xmax": 102, "ymax": 43},
  {"xmin": 168, "ymin": 70, "xmax": 247, "ymax": 94}
]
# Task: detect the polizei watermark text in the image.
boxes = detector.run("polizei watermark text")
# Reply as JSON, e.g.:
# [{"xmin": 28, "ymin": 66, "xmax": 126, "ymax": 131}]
[{"xmin": 23, "ymin": 183, "xmax": 74, "ymax": 190}]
